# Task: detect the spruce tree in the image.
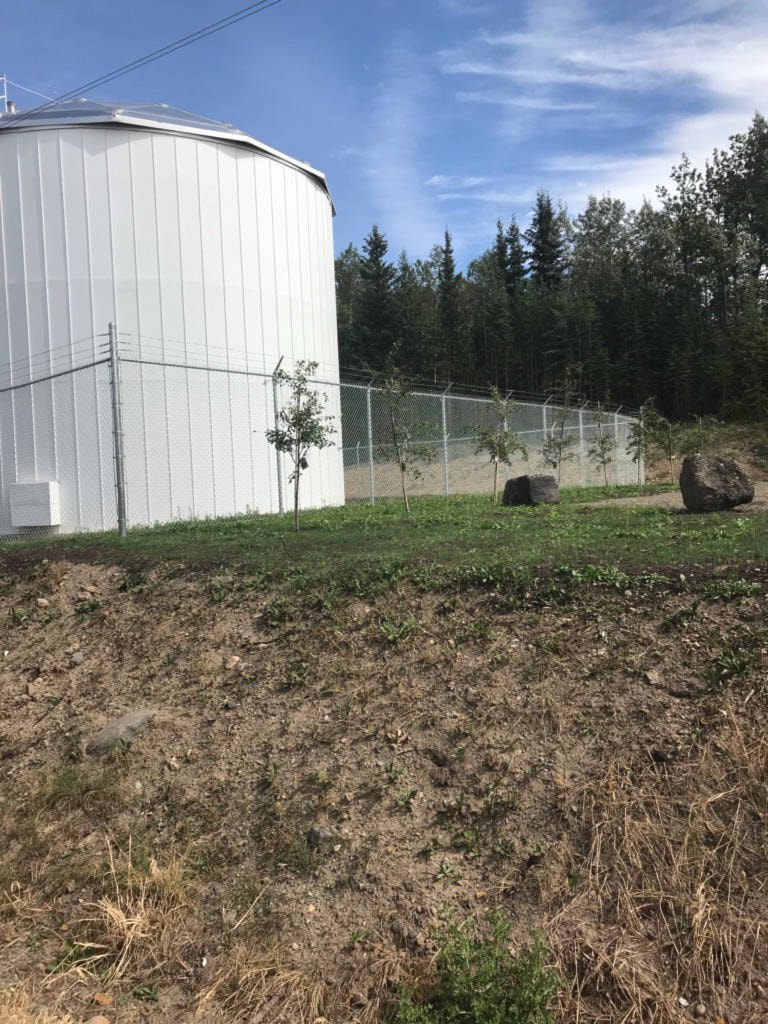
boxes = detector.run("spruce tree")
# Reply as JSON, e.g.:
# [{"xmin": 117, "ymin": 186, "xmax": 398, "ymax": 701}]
[
  {"xmin": 524, "ymin": 191, "xmax": 569, "ymax": 288},
  {"xmin": 437, "ymin": 230, "xmax": 464, "ymax": 381},
  {"xmin": 334, "ymin": 244, "xmax": 363, "ymax": 369},
  {"xmin": 466, "ymin": 250, "xmax": 510, "ymax": 387},
  {"xmin": 354, "ymin": 225, "xmax": 398, "ymax": 371},
  {"xmin": 504, "ymin": 219, "xmax": 526, "ymax": 296}
]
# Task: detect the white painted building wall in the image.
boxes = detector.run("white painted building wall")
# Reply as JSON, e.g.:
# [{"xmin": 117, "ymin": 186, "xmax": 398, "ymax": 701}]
[{"xmin": 0, "ymin": 103, "xmax": 343, "ymax": 534}]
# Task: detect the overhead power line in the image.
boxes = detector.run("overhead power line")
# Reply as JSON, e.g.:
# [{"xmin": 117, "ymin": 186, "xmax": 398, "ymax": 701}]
[{"xmin": 5, "ymin": 0, "xmax": 282, "ymax": 127}]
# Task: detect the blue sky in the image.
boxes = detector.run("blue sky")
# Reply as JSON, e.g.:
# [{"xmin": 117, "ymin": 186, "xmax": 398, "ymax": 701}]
[{"xmin": 3, "ymin": 0, "xmax": 768, "ymax": 266}]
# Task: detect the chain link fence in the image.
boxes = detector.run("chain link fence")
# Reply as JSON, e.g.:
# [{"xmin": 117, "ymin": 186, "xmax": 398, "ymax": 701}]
[
  {"xmin": 0, "ymin": 346, "xmax": 642, "ymax": 538},
  {"xmin": 340, "ymin": 381, "xmax": 641, "ymax": 502}
]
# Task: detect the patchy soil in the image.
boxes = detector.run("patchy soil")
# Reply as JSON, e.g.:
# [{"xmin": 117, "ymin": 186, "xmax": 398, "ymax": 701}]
[
  {"xmin": 588, "ymin": 480, "xmax": 768, "ymax": 511},
  {"xmin": 1, "ymin": 556, "xmax": 767, "ymax": 1024}
]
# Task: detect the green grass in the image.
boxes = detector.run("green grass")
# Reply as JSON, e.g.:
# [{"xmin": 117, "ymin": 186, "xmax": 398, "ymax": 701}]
[{"xmin": 1, "ymin": 487, "xmax": 765, "ymax": 595}]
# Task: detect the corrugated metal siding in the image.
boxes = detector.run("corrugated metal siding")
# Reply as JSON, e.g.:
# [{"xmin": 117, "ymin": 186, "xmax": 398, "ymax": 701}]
[{"xmin": 0, "ymin": 125, "xmax": 343, "ymax": 533}]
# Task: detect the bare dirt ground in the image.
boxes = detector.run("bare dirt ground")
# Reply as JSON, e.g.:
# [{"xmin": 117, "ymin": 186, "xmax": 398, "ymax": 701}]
[
  {"xmin": 1, "ymin": 437, "xmax": 767, "ymax": 1023},
  {"xmin": 1, "ymin": 551, "xmax": 767, "ymax": 1024}
]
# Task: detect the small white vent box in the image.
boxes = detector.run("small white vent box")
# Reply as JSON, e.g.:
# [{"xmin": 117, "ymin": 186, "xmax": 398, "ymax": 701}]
[{"xmin": 9, "ymin": 481, "xmax": 61, "ymax": 527}]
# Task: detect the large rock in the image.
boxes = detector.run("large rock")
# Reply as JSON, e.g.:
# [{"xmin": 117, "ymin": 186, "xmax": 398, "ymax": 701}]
[
  {"xmin": 85, "ymin": 708, "xmax": 156, "ymax": 756},
  {"xmin": 502, "ymin": 474, "xmax": 560, "ymax": 507},
  {"xmin": 679, "ymin": 454, "xmax": 754, "ymax": 512}
]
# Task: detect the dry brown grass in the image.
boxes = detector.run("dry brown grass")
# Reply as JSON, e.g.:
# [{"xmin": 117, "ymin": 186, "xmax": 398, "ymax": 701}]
[
  {"xmin": 549, "ymin": 710, "xmax": 768, "ymax": 1023},
  {"xmin": 42, "ymin": 841, "xmax": 197, "ymax": 990},
  {"xmin": 196, "ymin": 945, "xmax": 329, "ymax": 1024},
  {"xmin": 195, "ymin": 934, "xmax": 408, "ymax": 1023},
  {"xmin": 0, "ymin": 987, "xmax": 76, "ymax": 1024}
]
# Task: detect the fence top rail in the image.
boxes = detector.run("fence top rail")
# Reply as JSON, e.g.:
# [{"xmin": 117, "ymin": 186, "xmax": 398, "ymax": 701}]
[
  {"xmin": 0, "ymin": 351, "xmax": 641, "ymax": 423},
  {"xmin": 0, "ymin": 358, "xmax": 109, "ymax": 395},
  {"xmin": 337, "ymin": 377, "xmax": 638, "ymax": 419}
]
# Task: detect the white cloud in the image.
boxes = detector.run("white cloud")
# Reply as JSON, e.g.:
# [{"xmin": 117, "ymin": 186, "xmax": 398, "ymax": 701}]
[
  {"xmin": 456, "ymin": 90, "xmax": 594, "ymax": 111},
  {"xmin": 355, "ymin": 42, "xmax": 445, "ymax": 255},
  {"xmin": 434, "ymin": 188, "xmax": 535, "ymax": 205},
  {"xmin": 438, "ymin": 0, "xmax": 768, "ymax": 215},
  {"xmin": 425, "ymin": 174, "xmax": 492, "ymax": 188},
  {"xmin": 560, "ymin": 109, "xmax": 755, "ymax": 214},
  {"xmin": 343, "ymin": 1, "xmax": 768, "ymax": 266},
  {"xmin": 447, "ymin": 7, "xmax": 768, "ymax": 99}
]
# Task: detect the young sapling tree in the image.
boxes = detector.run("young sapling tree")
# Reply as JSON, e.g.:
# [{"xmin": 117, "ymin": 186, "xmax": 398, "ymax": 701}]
[
  {"xmin": 641, "ymin": 397, "xmax": 678, "ymax": 482},
  {"xmin": 586, "ymin": 403, "xmax": 616, "ymax": 487},
  {"xmin": 475, "ymin": 388, "xmax": 528, "ymax": 503},
  {"xmin": 679, "ymin": 415, "xmax": 719, "ymax": 457},
  {"xmin": 381, "ymin": 364, "xmax": 436, "ymax": 514},
  {"xmin": 540, "ymin": 367, "xmax": 580, "ymax": 483},
  {"xmin": 266, "ymin": 360, "xmax": 335, "ymax": 532},
  {"xmin": 626, "ymin": 401, "xmax": 651, "ymax": 485}
]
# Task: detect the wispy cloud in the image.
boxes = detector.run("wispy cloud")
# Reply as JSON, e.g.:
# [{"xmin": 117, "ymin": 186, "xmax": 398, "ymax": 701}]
[
  {"xmin": 456, "ymin": 91, "xmax": 594, "ymax": 111},
  {"xmin": 355, "ymin": 40, "xmax": 445, "ymax": 256},
  {"xmin": 437, "ymin": 0, "xmax": 768, "ymax": 217},
  {"xmin": 437, "ymin": 0, "xmax": 494, "ymax": 15},
  {"xmin": 426, "ymin": 174, "xmax": 492, "ymax": 188},
  {"xmin": 332, "ymin": 0, "xmax": 768, "ymax": 265},
  {"xmin": 434, "ymin": 188, "xmax": 536, "ymax": 205}
]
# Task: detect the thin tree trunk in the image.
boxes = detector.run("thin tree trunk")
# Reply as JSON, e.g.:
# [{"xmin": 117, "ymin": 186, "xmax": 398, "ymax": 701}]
[
  {"xmin": 493, "ymin": 459, "xmax": 499, "ymax": 504},
  {"xmin": 389, "ymin": 400, "xmax": 410, "ymax": 514},
  {"xmin": 293, "ymin": 442, "xmax": 300, "ymax": 532},
  {"xmin": 293, "ymin": 390, "xmax": 301, "ymax": 531}
]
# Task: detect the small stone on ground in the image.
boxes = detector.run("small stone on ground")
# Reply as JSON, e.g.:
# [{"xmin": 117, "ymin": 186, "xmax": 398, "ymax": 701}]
[{"xmin": 85, "ymin": 708, "xmax": 156, "ymax": 755}]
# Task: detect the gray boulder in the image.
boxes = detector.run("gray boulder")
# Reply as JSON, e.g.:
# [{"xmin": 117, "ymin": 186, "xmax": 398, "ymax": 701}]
[
  {"xmin": 679, "ymin": 454, "xmax": 754, "ymax": 512},
  {"xmin": 502, "ymin": 474, "xmax": 560, "ymax": 506},
  {"xmin": 85, "ymin": 708, "xmax": 156, "ymax": 756}
]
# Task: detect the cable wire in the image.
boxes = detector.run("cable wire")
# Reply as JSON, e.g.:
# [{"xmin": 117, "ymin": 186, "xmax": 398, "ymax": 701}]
[
  {"xmin": 4, "ymin": 0, "xmax": 282, "ymax": 128},
  {"xmin": 6, "ymin": 79, "xmax": 55, "ymax": 102}
]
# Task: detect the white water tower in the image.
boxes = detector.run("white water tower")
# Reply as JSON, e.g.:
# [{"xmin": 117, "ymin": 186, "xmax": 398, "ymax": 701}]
[{"xmin": 0, "ymin": 98, "xmax": 343, "ymax": 533}]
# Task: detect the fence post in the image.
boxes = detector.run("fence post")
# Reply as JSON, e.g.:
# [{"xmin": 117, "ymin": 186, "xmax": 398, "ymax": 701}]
[
  {"xmin": 614, "ymin": 407, "xmax": 622, "ymax": 484},
  {"xmin": 579, "ymin": 405, "xmax": 586, "ymax": 486},
  {"xmin": 442, "ymin": 384, "xmax": 451, "ymax": 497},
  {"xmin": 107, "ymin": 321, "xmax": 128, "ymax": 537},
  {"xmin": 542, "ymin": 396, "xmax": 551, "ymax": 436},
  {"xmin": 272, "ymin": 357, "xmax": 285, "ymax": 515},
  {"xmin": 366, "ymin": 381, "xmax": 375, "ymax": 505}
]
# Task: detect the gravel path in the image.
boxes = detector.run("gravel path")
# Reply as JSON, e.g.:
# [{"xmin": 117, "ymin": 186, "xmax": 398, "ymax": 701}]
[{"xmin": 589, "ymin": 480, "xmax": 768, "ymax": 512}]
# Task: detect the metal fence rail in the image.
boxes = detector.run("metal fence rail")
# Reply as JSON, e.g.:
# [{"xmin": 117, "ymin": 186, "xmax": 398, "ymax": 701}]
[{"xmin": 0, "ymin": 337, "xmax": 642, "ymax": 538}]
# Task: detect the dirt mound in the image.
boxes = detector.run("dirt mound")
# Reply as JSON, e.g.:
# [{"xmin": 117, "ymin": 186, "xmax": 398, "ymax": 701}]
[
  {"xmin": 644, "ymin": 424, "xmax": 768, "ymax": 485},
  {"xmin": 1, "ymin": 560, "xmax": 767, "ymax": 1022}
]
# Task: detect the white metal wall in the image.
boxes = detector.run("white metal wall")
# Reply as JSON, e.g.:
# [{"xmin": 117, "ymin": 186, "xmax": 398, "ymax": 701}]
[{"xmin": 0, "ymin": 124, "xmax": 343, "ymax": 532}]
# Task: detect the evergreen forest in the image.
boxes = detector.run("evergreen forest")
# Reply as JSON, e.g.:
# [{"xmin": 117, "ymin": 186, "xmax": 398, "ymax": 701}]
[{"xmin": 335, "ymin": 113, "xmax": 768, "ymax": 419}]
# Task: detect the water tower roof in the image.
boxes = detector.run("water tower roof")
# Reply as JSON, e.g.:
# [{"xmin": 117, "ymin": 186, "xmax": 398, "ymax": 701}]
[{"xmin": 0, "ymin": 97, "xmax": 332, "ymax": 207}]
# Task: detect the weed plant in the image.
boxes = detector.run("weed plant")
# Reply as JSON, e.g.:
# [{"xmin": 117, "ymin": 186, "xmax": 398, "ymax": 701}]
[{"xmin": 389, "ymin": 912, "xmax": 559, "ymax": 1024}]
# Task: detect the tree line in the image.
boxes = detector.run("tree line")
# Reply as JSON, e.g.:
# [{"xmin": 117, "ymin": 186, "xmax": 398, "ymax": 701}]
[{"xmin": 336, "ymin": 113, "xmax": 768, "ymax": 420}]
